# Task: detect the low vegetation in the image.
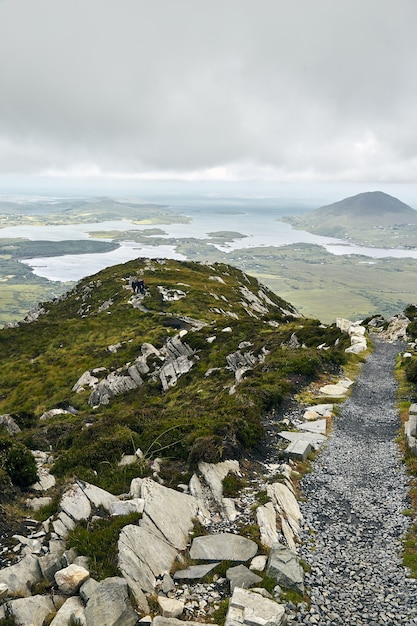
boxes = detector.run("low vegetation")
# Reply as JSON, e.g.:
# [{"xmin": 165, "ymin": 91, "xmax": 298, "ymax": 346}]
[{"xmin": 0, "ymin": 258, "xmax": 352, "ymax": 502}]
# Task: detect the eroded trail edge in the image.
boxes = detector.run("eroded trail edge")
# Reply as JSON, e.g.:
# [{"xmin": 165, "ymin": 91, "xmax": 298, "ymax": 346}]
[{"xmin": 296, "ymin": 339, "xmax": 417, "ymax": 625}]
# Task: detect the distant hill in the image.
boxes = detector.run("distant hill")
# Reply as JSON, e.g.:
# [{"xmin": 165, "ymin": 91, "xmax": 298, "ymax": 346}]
[{"xmin": 282, "ymin": 191, "xmax": 417, "ymax": 248}]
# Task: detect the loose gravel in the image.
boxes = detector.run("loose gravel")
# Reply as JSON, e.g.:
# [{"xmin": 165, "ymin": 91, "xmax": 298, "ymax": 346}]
[{"xmin": 293, "ymin": 339, "xmax": 417, "ymax": 625}]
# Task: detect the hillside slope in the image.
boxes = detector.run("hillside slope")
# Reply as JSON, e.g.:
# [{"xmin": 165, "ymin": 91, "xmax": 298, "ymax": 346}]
[
  {"xmin": 283, "ymin": 191, "xmax": 417, "ymax": 247},
  {"xmin": 0, "ymin": 258, "xmax": 351, "ymax": 499}
]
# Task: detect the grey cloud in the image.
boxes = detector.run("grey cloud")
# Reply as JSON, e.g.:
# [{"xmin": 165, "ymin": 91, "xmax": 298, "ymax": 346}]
[{"xmin": 0, "ymin": 0, "xmax": 416, "ymax": 181}]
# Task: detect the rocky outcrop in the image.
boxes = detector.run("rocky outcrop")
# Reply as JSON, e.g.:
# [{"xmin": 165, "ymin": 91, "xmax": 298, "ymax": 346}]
[
  {"xmin": 0, "ymin": 461, "xmax": 301, "ymax": 624},
  {"xmin": 0, "ymin": 414, "xmax": 21, "ymax": 435},
  {"xmin": 73, "ymin": 334, "xmax": 198, "ymax": 406},
  {"xmin": 336, "ymin": 318, "xmax": 367, "ymax": 353}
]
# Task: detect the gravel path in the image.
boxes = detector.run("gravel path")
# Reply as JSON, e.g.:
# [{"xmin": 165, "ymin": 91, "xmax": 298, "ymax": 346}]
[{"xmin": 293, "ymin": 339, "xmax": 417, "ymax": 625}]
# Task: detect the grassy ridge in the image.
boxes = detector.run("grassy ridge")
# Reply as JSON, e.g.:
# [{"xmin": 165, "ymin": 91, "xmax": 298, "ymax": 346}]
[{"xmin": 0, "ymin": 258, "xmax": 351, "ymax": 498}]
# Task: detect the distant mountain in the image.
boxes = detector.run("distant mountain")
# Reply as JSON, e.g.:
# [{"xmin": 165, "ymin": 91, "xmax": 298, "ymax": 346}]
[{"xmin": 282, "ymin": 191, "xmax": 417, "ymax": 248}]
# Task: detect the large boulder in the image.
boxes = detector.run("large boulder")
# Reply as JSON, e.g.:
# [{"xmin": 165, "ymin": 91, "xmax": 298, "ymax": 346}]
[
  {"xmin": 84, "ymin": 577, "xmax": 138, "ymax": 626},
  {"xmin": 189, "ymin": 533, "xmax": 258, "ymax": 562},
  {"xmin": 118, "ymin": 524, "xmax": 177, "ymax": 596},
  {"xmin": 140, "ymin": 478, "xmax": 198, "ymax": 550},
  {"xmin": 0, "ymin": 554, "xmax": 42, "ymax": 597}
]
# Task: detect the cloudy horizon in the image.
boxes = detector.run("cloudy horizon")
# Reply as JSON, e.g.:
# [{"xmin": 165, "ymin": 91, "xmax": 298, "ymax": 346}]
[{"xmin": 1, "ymin": 0, "xmax": 417, "ymax": 193}]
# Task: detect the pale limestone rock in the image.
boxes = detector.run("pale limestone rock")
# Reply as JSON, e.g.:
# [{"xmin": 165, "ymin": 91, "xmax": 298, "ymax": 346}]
[
  {"xmin": 129, "ymin": 477, "xmax": 144, "ymax": 498},
  {"xmin": 303, "ymin": 409, "xmax": 319, "ymax": 421},
  {"xmin": 173, "ymin": 562, "xmax": 220, "ymax": 581},
  {"xmin": 0, "ymin": 583, "xmax": 8, "ymax": 598},
  {"xmin": 79, "ymin": 577, "xmax": 99, "ymax": 603},
  {"xmin": 309, "ymin": 403, "xmax": 333, "ymax": 416},
  {"xmin": 118, "ymin": 524, "xmax": 178, "ymax": 593},
  {"xmin": 267, "ymin": 543, "xmax": 304, "ymax": 594},
  {"xmin": 141, "ymin": 478, "xmax": 198, "ymax": 550},
  {"xmin": 319, "ymin": 383, "xmax": 348, "ymax": 397},
  {"xmin": 55, "ymin": 564, "xmax": 90, "ymax": 595},
  {"xmin": 299, "ymin": 419, "xmax": 327, "ymax": 435},
  {"xmin": 109, "ymin": 498, "xmax": 144, "ymax": 516},
  {"xmin": 198, "ymin": 460, "xmax": 240, "ymax": 504},
  {"xmin": 336, "ymin": 318, "xmax": 352, "ymax": 333},
  {"xmin": 225, "ymin": 587, "xmax": 286, "ymax": 626},
  {"xmin": 78, "ymin": 480, "xmax": 119, "ymax": 511},
  {"xmin": 157, "ymin": 596, "xmax": 185, "ymax": 618},
  {"xmin": 223, "ymin": 497, "xmax": 238, "ymax": 521},
  {"xmin": 346, "ymin": 343, "xmax": 367, "ymax": 354},
  {"xmin": 256, "ymin": 502, "xmax": 279, "ymax": 548},
  {"xmin": 72, "ymin": 370, "xmax": 99, "ymax": 392},
  {"xmin": 25, "ymin": 496, "xmax": 52, "ymax": 511},
  {"xmin": 39, "ymin": 408, "xmax": 72, "ymax": 421},
  {"xmin": 267, "ymin": 482, "xmax": 303, "ymax": 536},
  {"xmin": 60, "ymin": 483, "xmax": 91, "ymax": 521},
  {"xmin": 188, "ymin": 473, "xmax": 211, "ymax": 523},
  {"xmin": 0, "ymin": 554, "xmax": 42, "ymax": 597},
  {"xmin": 0, "ymin": 595, "xmax": 60, "ymax": 626},
  {"xmin": 118, "ymin": 454, "xmax": 137, "ymax": 466},
  {"xmin": 249, "ymin": 555, "xmax": 268, "ymax": 572},
  {"xmin": 0, "ymin": 414, "xmax": 21, "ymax": 434},
  {"xmin": 190, "ymin": 533, "xmax": 258, "ymax": 562},
  {"xmin": 226, "ymin": 564, "xmax": 262, "ymax": 592},
  {"xmin": 32, "ymin": 466, "xmax": 56, "ymax": 491},
  {"xmin": 84, "ymin": 577, "xmax": 138, "ymax": 626},
  {"xmin": 280, "ymin": 515, "xmax": 297, "ymax": 552},
  {"xmin": 49, "ymin": 596, "xmax": 86, "ymax": 626},
  {"xmin": 279, "ymin": 431, "xmax": 327, "ymax": 447}
]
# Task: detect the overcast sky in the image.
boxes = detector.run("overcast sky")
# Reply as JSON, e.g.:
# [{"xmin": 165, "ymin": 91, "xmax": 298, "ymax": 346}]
[{"xmin": 1, "ymin": 0, "xmax": 417, "ymax": 191}]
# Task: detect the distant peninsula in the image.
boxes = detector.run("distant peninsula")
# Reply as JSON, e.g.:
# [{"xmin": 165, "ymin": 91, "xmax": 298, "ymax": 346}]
[{"xmin": 281, "ymin": 191, "xmax": 417, "ymax": 248}]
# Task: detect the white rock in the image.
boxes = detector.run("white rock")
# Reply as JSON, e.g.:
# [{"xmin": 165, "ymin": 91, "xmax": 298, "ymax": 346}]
[
  {"xmin": 141, "ymin": 478, "xmax": 198, "ymax": 550},
  {"xmin": 55, "ymin": 564, "xmax": 90, "ymax": 595},
  {"xmin": 225, "ymin": 587, "xmax": 286, "ymax": 626},
  {"xmin": 157, "ymin": 596, "xmax": 185, "ymax": 619},
  {"xmin": 110, "ymin": 498, "xmax": 144, "ymax": 516},
  {"xmin": 249, "ymin": 555, "xmax": 268, "ymax": 572},
  {"xmin": 256, "ymin": 502, "xmax": 279, "ymax": 548},
  {"xmin": 49, "ymin": 596, "xmax": 86, "ymax": 626}
]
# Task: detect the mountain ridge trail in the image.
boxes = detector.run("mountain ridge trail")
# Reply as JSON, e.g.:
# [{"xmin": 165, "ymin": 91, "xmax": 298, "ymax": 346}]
[{"xmin": 293, "ymin": 339, "xmax": 417, "ymax": 625}]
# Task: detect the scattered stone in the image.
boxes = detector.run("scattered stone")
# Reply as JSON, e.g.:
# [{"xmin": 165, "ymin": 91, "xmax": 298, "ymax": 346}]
[
  {"xmin": 226, "ymin": 564, "xmax": 263, "ymax": 592},
  {"xmin": 298, "ymin": 418, "xmax": 327, "ymax": 434},
  {"xmin": 0, "ymin": 414, "xmax": 21, "ymax": 435},
  {"xmin": 266, "ymin": 542, "xmax": 304, "ymax": 594},
  {"xmin": 285, "ymin": 439, "xmax": 312, "ymax": 462},
  {"xmin": 225, "ymin": 586, "xmax": 286, "ymax": 626},
  {"xmin": 249, "ymin": 555, "xmax": 268, "ymax": 572},
  {"xmin": 55, "ymin": 564, "xmax": 90, "ymax": 595},
  {"xmin": 157, "ymin": 596, "xmax": 185, "ymax": 618},
  {"xmin": 174, "ymin": 562, "xmax": 221, "ymax": 581}
]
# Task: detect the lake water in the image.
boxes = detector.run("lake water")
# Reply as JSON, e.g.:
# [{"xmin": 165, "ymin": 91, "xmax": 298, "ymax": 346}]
[{"xmin": 2, "ymin": 204, "xmax": 417, "ymax": 282}]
